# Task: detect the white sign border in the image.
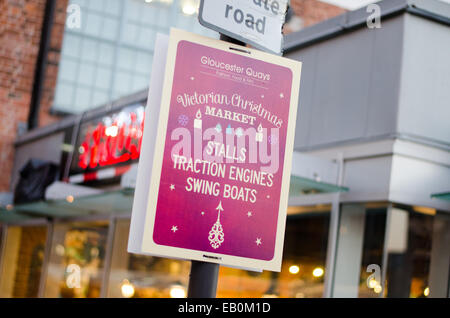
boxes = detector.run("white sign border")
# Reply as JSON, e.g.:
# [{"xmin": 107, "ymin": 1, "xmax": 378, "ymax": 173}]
[{"xmin": 136, "ymin": 28, "xmax": 301, "ymax": 272}]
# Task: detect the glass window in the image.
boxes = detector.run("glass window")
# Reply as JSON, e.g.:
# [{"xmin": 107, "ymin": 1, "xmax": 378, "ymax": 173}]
[
  {"xmin": 0, "ymin": 224, "xmax": 3, "ymax": 250},
  {"xmin": 80, "ymin": 38, "xmax": 98, "ymax": 63},
  {"xmin": 0, "ymin": 225, "xmax": 48, "ymax": 298},
  {"xmin": 59, "ymin": 58, "xmax": 79, "ymax": 82},
  {"xmin": 428, "ymin": 211, "xmax": 450, "ymax": 298},
  {"xmin": 53, "ymin": 0, "xmax": 217, "ymax": 115},
  {"xmin": 334, "ymin": 203, "xmax": 449, "ymax": 298},
  {"xmin": 358, "ymin": 205, "xmax": 387, "ymax": 298},
  {"xmin": 54, "ymin": 82, "xmax": 75, "ymax": 109},
  {"xmin": 217, "ymin": 205, "xmax": 331, "ymax": 298},
  {"xmin": 107, "ymin": 220, "xmax": 191, "ymax": 298},
  {"xmin": 333, "ymin": 203, "xmax": 388, "ymax": 298},
  {"xmin": 44, "ymin": 221, "xmax": 109, "ymax": 298},
  {"xmin": 74, "ymin": 87, "xmax": 92, "ymax": 111},
  {"xmin": 384, "ymin": 206, "xmax": 434, "ymax": 298}
]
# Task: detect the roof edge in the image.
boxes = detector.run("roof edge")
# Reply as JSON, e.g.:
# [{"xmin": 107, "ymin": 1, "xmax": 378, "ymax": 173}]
[
  {"xmin": 15, "ymin": 89, "xmax": 149, "ymax": 147},
  {"xmin": 283, "ymin": 0, "xmax": 450, "ymax": 53}
]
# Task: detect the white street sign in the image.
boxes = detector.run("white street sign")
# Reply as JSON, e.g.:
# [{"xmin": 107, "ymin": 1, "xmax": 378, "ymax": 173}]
[{"xmin": 199, "ymin": 0, "xmax": 288, "ymax": 55}]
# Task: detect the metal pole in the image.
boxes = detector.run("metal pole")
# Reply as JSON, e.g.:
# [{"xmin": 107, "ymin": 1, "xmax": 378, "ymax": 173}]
[
  {"xmin": 187, "ymin": 261, "xmax": 220, "ymax": 298},
  {"xmin": 186, "ymin": 32, "xmax": 244, "ymax": 299}
]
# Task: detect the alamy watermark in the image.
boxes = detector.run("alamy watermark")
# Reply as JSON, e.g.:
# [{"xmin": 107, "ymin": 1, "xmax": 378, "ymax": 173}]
[
  {"xmin": 366, "ymin": 264, "xmax": 383, "ymax": 294},
  {"xmin": 366, "ymin": 4, "xmax": 382, "ymax": 29},
  {"xmin": 66, "ymin": 4, "xmax": 82, "ymax": 30}
]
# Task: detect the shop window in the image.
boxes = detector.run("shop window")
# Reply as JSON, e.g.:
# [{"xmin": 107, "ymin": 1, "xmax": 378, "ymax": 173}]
[
  {"xmin": 0, "ymin": 225, "xmax": 48, "ymax": 298},
  {"xmin": 332, "ymin": 203, "xmax": 389, "ymax": 298},
  {"xmin": 332, "ymin": 204, "xmax": 450, "ymax": 298},
  {"xmin": 0, "ymin": 224, "xmax": 3, "ymax": 253},
  {"xmin": 217, "ymin": 205, "xmax": 331, "ymax": 298},
  {"xmin": 358, "ymin": 205, "xmax": 387, "ymax": 298},
  {"xmin": 53, "ymin": 0, "xmax": 216, "ymax": 114},
  {"xmin": 384, "ymin": 206, "xmax": 435, "ymax": 298},
  {"xmin": 107, "ymin": 220, "xmax": 191, "ymax": 298},
  {"xmin": 44, "ymin": 221, "xmax": 109, "ymax": 298}
]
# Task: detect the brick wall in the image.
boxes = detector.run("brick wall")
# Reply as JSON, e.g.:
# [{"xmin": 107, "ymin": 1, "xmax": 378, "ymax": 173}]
[
  {"xmin": 0, "ymin": 0, "xmax": 67, "ymax": 192},
  {"xmin": 285, "ymin": 0, "xmax": 346, "ymax": 33}
]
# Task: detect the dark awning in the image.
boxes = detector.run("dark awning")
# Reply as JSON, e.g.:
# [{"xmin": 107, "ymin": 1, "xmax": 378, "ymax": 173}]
[{"xmin": 12, "ymin": 189, "xmax": 134, "ymax": 218}]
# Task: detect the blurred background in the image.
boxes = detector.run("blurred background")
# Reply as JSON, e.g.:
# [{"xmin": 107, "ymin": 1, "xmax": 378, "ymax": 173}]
[{"xmin": 0, "ymin": 0, "xmax": 449, "ymax": 298}]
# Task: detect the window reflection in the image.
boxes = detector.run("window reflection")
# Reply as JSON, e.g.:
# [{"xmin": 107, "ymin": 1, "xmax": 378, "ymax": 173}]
[
  {"xmin": 385, "ymin": 207, "xmax": 434, "ymax": 298},
  {"xmin": 44, "ymin": 221, "xmax": 108, "ymax": 298},
  {"xmin": 0, "ymin": 225, "xmax": 47, "ymax": 298},
  {"xmin": 217, "ymin": 205, "xmax": 331, "ymax": 298},
  {"xmin": 358, "ymin": 206, "xmax": 387, "ymax": 298},
  {"xmin": 54, "ymin": 0, "xmax": 216, "ymax": 114},
  {"xmin": 107, "ymin": 220, "xmax": 190, "ymax": 298}
]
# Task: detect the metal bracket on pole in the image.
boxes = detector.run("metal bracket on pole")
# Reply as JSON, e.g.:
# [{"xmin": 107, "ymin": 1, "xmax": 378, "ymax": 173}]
[{"xmin": 220, "ymin": 34, "xmax": 246, "ymax": 46}]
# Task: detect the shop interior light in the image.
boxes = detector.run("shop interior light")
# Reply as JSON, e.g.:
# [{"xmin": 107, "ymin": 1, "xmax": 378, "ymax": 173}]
[
  {"xmin": 424, "ymin": 287, "xmax": 430, "ymax": 297},
  {"xmin": 121, "ymin": 279, "xmax": 135, "ymax": 298},
  {"xmin": 312, "ymin": 267, "xmax": 324, "ymax": 278},
  {"xmin": 55, "ymin": 244, "xmax": 65, "ymax": 256},
  {"xmin": 105, "ymin": 125, "xmax": 119, "ymax": 137},
  {"xmin": 169, "ymin": 285, "xmax": 187, "ymax": 298},
  {"xmin": 373, "ymin": 284, "xmax": 383, "ymax": 294},
  {"xmin": 262, "ymin": 294, "xmax": 278, "ymax": 298},
  {"xmin": 368, "ymin": 278, "xmax": 378, "ymax": 289},
  {"xmin": 288, "ymin": 265, "xmax": 300, "ymax": 275}
]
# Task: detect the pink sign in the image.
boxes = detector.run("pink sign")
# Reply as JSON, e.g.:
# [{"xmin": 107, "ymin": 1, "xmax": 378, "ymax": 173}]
[{"xmin": 137, "ymin": 29, "xmax": 301, "ymax": 271}]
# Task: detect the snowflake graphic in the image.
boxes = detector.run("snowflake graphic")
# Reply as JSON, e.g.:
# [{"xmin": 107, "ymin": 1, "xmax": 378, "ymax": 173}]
[
  {"xmin": 178, "ymin": 114, "xmax": 189, "ymax": 126},
  {"xmin": 268, "ymin": 135, "xmax": 278, "ymax": 145}
]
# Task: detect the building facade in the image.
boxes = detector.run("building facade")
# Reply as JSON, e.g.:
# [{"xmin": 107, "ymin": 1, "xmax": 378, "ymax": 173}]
[{"xmin": 0, "ymin": 0, "xmax": 449, "ymax": 298}]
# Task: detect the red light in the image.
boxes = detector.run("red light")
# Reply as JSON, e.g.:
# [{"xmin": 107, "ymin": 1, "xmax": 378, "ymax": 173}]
[{"xmin": 77, "ymin": 111, "xmax": 144, "ymax": 170}]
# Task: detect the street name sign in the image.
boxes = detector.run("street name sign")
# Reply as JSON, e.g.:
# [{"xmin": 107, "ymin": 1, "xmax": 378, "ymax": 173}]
[
  {"xmin": 199, "ymin": 0, "xmax": 288, "ymax": 54},
  {"xmin": 128, "ymin": 28, "xmax": 301, "ymax": 271}
]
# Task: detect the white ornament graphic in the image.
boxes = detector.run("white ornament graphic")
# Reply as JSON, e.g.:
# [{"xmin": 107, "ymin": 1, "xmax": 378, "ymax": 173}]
[
  {"xmin": 235, "ymin": 127, "xmax": 243, "ymax": 137},
  {"xmin": 194, "ymin": 109, "xmax": 202, "ymax": 129},
  {"xmin": 208, "ymin": 201, "xmax": 225, "ymax": 249},
  {"xmin": 256, "ymin": 123, "xmax": 263, "ymax": 142},
  {"xmin": 215, "ymin": 123, "xmax": 222, "ymax": 133}
]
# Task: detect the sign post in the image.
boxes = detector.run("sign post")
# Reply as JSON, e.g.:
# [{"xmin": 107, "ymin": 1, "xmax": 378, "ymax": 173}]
[
  {"xmin": 128, "ymin": 26, "xmax": 301, "ymax": 298},
  {"xmin": 187, "ymin": 32, "xmax": 245, "ymax": 299},
  {"xmin": 187, "ymin": 260, "xmax": 220, "ymax": 298},
  {"xmin": 199, "ymin": 0, "xmax": 288, "ymax": 55}
]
